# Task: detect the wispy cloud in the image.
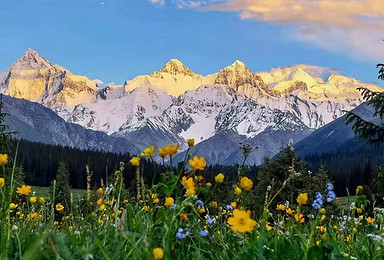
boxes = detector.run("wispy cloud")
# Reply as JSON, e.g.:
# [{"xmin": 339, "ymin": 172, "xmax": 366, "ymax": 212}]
[
  {"xmin": 172, "ymin": 0, "xmax": 207, "ymax": 9},
  {"xmin": 168, "ymin": 0, "xmax": 384, "ymax": 61},
  {"xmin": 149, "ymin": 0, "xmax": 165, "ymax": 6}
]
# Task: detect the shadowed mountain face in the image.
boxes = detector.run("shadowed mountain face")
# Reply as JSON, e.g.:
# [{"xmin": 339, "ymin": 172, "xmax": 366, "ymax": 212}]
[
  {"xmin": 1, "ymin": 49, "xmax": 383, "ymax": 165},
  {"xmin": 2, "ymin": 95, "xmax": 138, "ymax": 154},
  {"xmin": 294, "ymin": 103, "xmax": 383, "ymax": 157}
]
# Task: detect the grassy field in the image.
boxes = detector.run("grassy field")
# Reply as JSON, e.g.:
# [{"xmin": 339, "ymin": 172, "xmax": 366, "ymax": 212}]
[{"xmin": 32, "ymin": 186, "xmax": 87, "ymax": 199}]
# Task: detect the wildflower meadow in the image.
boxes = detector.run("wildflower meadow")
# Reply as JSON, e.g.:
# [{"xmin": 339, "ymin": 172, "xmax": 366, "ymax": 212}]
[{"xmin": 1, "ymin": 141, "xmax": 384, "ymax": 260}]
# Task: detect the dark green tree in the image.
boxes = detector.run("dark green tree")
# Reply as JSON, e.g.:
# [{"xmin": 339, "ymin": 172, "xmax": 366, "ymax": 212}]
[
  {"xmin": 346, "ymin": 64, "xmax": 384, "ymax": 143},
  {"xmin": 52, "ymin": 162, "xmax": 72, "ymax": 214},
  {"xmin": 254, "ymin": 145, "xmax": 332, "ymax": 214},
  {"xmin": 0, "ymin": 94, "xmax": 11, "ymax": 154}
]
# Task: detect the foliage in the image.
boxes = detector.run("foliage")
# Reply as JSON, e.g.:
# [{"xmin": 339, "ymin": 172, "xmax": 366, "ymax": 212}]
[
  {"xmin": 1, "ymin": 143, "xmax": 384, "ymax": 259},
  {"xmin": 51, "ymin": 162, "xmax": 71, "ymax": 215}
]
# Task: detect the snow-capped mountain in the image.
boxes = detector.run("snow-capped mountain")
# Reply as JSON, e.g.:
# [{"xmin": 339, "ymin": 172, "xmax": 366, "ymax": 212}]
[
  {"xmin": 0, "ymin": 49, "xmax": 100, "ymax": 108},
  {"xmin": 1, "ymin": 49, "xmax": 382, "ymax": 165}
]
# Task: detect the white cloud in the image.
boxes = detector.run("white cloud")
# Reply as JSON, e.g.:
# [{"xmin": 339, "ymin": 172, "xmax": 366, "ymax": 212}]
[
  {"xmin": 99, "ymin": 1, "xmax": 105, "ymax": 5},
  {"xmin": 172, "ymin": 0, "xmax": 207, "ymax": 9},
  {"xmin": 149, "ymin": 0, "xmax": 165, "ymax": 6},
  {"xmin": 184, "ymin": 0, "xmax": 384, "ymax": 61},
  {"xmin": 92, "ymin": 79, "xmax": 105, "ymax": 86}
]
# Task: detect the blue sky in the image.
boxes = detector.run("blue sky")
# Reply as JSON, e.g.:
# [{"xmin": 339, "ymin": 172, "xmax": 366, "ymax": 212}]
[{"xmin": 0, "ymin": 0, "xmax": 383, "ymax": 86}]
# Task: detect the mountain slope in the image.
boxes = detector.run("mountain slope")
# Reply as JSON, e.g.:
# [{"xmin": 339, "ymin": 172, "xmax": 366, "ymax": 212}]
[
  {"xmin": 2, "ymin": 95, "xmax": 138, "ymax": 154},
  {"xmin": 294, "ymin": 103, "xmax": 382, "ymax": 157}
]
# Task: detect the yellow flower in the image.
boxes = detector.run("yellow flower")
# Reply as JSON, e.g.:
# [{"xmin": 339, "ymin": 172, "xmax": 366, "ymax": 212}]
[
  {"xmin": 320, "ymin": 215, "xmax": 326, "ymax": 221},
  {"xmin": 188, "ymin": 138, "xmax": 195, "ymax": 147},
  {"xmin": 9, "ymin": 203, "xmax": 17, "ymax": 210},
  {"xmin": 356, "ymin": 208, "xmax": 363, "ymax": 214},
  {"xmin": 215, "ymin": 173, "xmax": 225, "ymax": 183},
  {"xmin": 366, "ymin": 217, "xmax": 374, "ymax": 224},
  {"xmin": 144, "ymin": 205, "xmax": 149, "ymax": 212},
  {"xmin": 234, "ymin": 187, "xmax": 242, "ymax": 195},
  {"xmin": 227, "ymin": 209, "xmax": 257, "ymax": 233},
  {"xmin": 165, "ymin": 197, "xmax": 174, "ymax": 208},
  {"xmin": 99, "ymin": 204, "xmax": 106, "ymax": 211},
  {"xmin": 294, "ymin": 213, "xmax": 305, "ymax": 223},
  {"xmin": 157, "ymin": 147, "xmax": 168, "ymax": 158},
  {"xmin": 189, "ymin": 156, "xmax": 207, "ymax": 171},
  {"xmin": 97, "ymin": 198, "xmax": 104, "ymax": 205},
  {"xmin": 353, "ymin": 227, "xmax": 357, "ymax": 233},
  {"xmin": 316, "ymin": 226, "xmax": 326, "ymax": 233},
  {"xmin": 152, "ymin": 248, "xmax": 164, "ymax": 260},
  {"xmin": 276, "ymin": 204, "xmax": 286, "ymax": 211},
  {"xmin": 210, "ymin": 201, "xmax": 218, "ymax": 208},
  {"xmin": 180, "ymin": 212, "xmax": 188, "ymax": 221},
  {"xmin": 141, "ymin": 145, "xmax": 155, "ymax": 157},
  {"xmin": 165, "ymin": 144, "xmax": 179, "ymax": 157},
  {"xmin": 231, "ymin": 202, "xmax": 237, "ymax": 209},
  {"xmin": 0, "ymin": 154, "xmax": 8, "ymax": 166},
  {"xmin": 16, "ymin": 185, "xmax": 31, "ymax": 196},
  {"xmin": 0, "ymin": 178, "xmax": 4, "ymax": 187},
  {"xmin": 185, "ymin": 188, "xmax": 196, "ymax": 197},
  {"xmin": 130, "ymin": 157, "xmax": 140, "ymax": 167},
  {"xmin": 286, "ymin": 208, "xmax": 294, "ymax": 215},
  {"xmin": 266, "ymin": 223, "xmax": 272, "ymax": 230},
  {"xmin": 240, "ymin": 177, "xmax": 253, "ymax": 190},
  {"xmin": 152, "ymin": 194, "xmax": 160, "ymax": 204},
  {"xmin": 319, "ymin": 208, "xmax": 326, "ymax": 214},
  {"xmin": 158, "ymin": 144, "xmax": 180, "ymax": 158},
  {"xmin": 29, "ymin": 197, "xmax": 37, "ymax": 204},
  {"xmin": 359, "ymin": 215, "xmax": 364, "ymax": 220},
  {"xmin": 346, "ymin": 235, "xmax": 352, "ymax": 243},
  {"xmin": 297, "ymin": 193, "xmax": 308, "ymax": 205},
  {"xmin": 56, "ymin": 203, "xmax": 64, "ymax": 212},
  {"xmin": 199, "ymin": 207, "xmax": 206, "ymax": 213},
  {"xmin": 97, "ymin": 188, "xmax": 104, "ymax": 195},
  {"xmin": 39, "ymin": 197, "xmax": 45, "ymax": 203},
  {"xmin": 181, "ymin": 176, "xmax": 195, "ymax": 190},
  {"xmin": 357, "ymin": 185, "xmax": 363, "ymax": 191}
]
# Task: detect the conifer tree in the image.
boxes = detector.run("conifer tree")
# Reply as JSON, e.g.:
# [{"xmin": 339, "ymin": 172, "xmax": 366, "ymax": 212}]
[
  {"xmin": 346, "ymin": 64, "xmax": 384, "ymax": 143},
  {"xmin": 52, "ymin": 162, "xmax": 71, "ymax": 214},
  {"xmin": 0, "ymin": 94, "xmax": 11, "ymax": 154}
]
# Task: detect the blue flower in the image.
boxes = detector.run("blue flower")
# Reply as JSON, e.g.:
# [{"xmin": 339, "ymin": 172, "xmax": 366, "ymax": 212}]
[
  {"xmin": 327, "ymin": 191, "xmax": 336, "ymax": 202},
  {"xmin": 226, "ymin": 205, "xmax": 234, "ymax": 211},
  {"xmin": 312, "ymin": 201, "xmax": 322, "ymax": 210},
  {"xmin": 207, "ymin": 215, "xmax": 215, "ymax": 225},
  {"xmin": 196, "ymin": 200, "xmax": 204, "ymax": 208},
  {"xmin": 312, "ymin": 192, "xmax": 323, "ymax": 210},
  {"xmin": 176, "ymin": 228, "xmax": 190, "ymax": 240},
  {"xmin": 170, "ymin": 203, "xmax": 177, "ymax": 209},
  {"xmin": 199, "ymin": 230, "xmax": 209, "ymax": 237},
  {"xmin": 327, "ymin": 183, "xmax": 334, "ymax": 191}
]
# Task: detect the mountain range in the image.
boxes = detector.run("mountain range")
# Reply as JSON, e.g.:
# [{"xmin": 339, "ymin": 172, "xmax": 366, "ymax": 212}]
[{"xmin": 1, "ymin": 49, "xmax": 382, "ymax": 165}]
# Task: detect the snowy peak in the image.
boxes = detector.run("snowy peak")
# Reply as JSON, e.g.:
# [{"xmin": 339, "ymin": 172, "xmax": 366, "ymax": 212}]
[
  {"xmin": 155, "ymin": 59, "xmax": 196, "ymax": 77},
  {"xmin": 11, "ymin": 49, "xmax": 54, "ymax": 71}
]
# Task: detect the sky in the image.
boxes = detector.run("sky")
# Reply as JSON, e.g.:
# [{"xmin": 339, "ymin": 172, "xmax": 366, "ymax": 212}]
[{"xmin": 0, "ymin": 0, "xmax": 383, "ymax": 86}]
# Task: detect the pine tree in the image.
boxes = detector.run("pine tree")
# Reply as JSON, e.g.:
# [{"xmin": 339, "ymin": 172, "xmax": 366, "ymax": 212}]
[
  {"xmin": 346, "ymin": 64, "xmax": 384, "ymax": 143},
  {"xmin": 52, "ymin": 162, "xmax": 71, "ymax": 214},
  {"xmin": 0, "ymin": 94, "xmax": 11, "ymax": 154}
]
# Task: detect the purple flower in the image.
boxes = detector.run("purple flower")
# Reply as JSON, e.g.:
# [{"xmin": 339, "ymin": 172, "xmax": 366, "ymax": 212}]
[{"xmin": 199, "ymin": 230, "xmax": 209, "ymax": 237}]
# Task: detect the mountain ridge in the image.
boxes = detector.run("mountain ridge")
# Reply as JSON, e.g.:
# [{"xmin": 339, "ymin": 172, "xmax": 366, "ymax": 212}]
[{"xmin": 1, "ymin": 49, "xmax": 383, "ymax": 165}]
